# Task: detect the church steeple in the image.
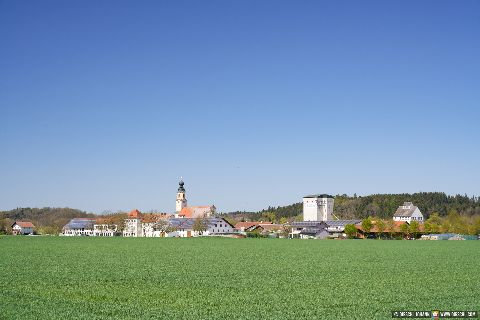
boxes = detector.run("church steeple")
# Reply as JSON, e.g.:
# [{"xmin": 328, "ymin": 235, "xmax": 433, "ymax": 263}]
[
  {"xmin": 176, "ymin": 178, "xmax": 187, "ymax": 213},
  {"xmin": 178, "ymin": 179, "xmax": 185, "ymax": 192}
]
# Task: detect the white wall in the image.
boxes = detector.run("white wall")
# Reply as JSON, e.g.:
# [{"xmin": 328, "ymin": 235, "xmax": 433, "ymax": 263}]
[
  {"xmin": 410, "ymin": 208, "xmax": 424, "ymax": 222},
  {"xmin": 176, "ymin": 192, "xmax": 187, "ymax": 212},
  {"xmin": 303, "ymin": 197, "xmax": 334, "ymax": 221},
  {"xmin": 393, "ymin": 208, "xmax": 424, "ymax": 223},
  {"xmin": 12, "ymin": 225, "xmax": 33, "ymax": 235},
  {"xmin": 303, "ymin": 198, "xmax": 318, "ymax": 221},
  {"xmin": 123, "ymin": 218, "xmax": 142, "ymax": 237},
  {"xmin": 173, "ymin": 219, "xmax": 234, "ymax": 237},
  {"xmin": 93, "ymin": 224, "xmax": 117, "ymax": 236},
  {"xmin": 62, "ymin": 228, "xmax": 94, "ymax": 236}
]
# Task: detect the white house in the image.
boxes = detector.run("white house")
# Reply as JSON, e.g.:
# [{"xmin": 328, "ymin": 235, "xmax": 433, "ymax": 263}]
[
  {"xmin": 393, "ymin": 202, "xmax": 424, "ymax": 223},
  {"xmin": 11, "ymin": 221, "xmax": 35, "ymax": 235},
  {"xmin": 123, "ymin": 209, "xmax": 143, "ymax": 237},
  {"xmin": 303, "ymin": 194, "xmax": 334, "ymax": 221}
]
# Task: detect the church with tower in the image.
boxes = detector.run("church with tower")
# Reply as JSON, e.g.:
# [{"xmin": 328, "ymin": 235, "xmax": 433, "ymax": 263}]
[
  {"xmin": 119, "ymin": 179, "xmax": 228, "ymax": 238},
  {"xmin": 175, "ymin": 179, "xmax": 216, "ymax": 218}
]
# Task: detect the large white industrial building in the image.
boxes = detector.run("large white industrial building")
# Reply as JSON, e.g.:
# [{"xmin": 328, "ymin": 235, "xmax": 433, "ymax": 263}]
[{"xmin": 303, "ymin": 194, "xmax": 335, "ymax": 221}]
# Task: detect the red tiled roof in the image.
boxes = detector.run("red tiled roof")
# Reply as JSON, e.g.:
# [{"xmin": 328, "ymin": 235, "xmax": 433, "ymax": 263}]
[
  {"xmin": 14, "ymin": 221, "xmax": 35, "ymax": 228},
  {"xmin": 128, "ymin": 209, "xmax": 141, "ymax": 218},
  {"xmin": 178, "ymin": 207, "xmax": 193, "ymax": 218},
  {"xmin": 177, "ymin": 206, "xmax": 214, "ymax": 218}
]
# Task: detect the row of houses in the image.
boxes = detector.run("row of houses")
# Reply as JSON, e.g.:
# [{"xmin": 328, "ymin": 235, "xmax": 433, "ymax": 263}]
[
  {"xmin": 62, "ymin": 209, "xmax": 236, "ymax": 238},
  {"xmin": 11, "ymin": 182, "xmax": 476, "ymax": 240}
]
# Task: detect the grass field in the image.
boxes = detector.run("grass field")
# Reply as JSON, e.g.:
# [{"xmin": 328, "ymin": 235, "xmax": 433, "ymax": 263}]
[{"xmin": 0, "ymin": 237, "xmax": 478, "ymax": 319}]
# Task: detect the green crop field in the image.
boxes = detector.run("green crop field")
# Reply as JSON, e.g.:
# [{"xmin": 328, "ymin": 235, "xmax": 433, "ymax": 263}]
[{"xmin": 0, "ymin": 237, "xmax": 478, "ymax": 319}]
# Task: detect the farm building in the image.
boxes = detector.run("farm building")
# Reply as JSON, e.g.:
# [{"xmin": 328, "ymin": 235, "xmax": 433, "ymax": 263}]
[
  {"xmin": 62, "ymin": 218, "xmax": 96, "ymax": 236},
  {"xmin": 393, "ymin": 202, "xmax": 424, "ymax": 223},
  {"xmin": 235, "ymin": 221, "xmax": 271, "ymax": 232},
  {"xmin": 289, "ymin": 221, "xmax": 329, "ymax": 239},
  {"xmin": 11, "ymin": 221, "xmax": 35, "ymax": 235},
  {"xmin": 167, "ymin": 217, "xmax": 235, "ymax": 237},
  {"xmin": 354, "ymin": 220, "xmax": 425, "ymax": 239},
  {"xmin": 289, "ymin": 220, "xmax": 361, "ymax": 239},
  {"xmin": 234, "ymin": 221, "xmax": 283, "ymax": 235},
  {"xmin": 63, "ymin": 218, "xmax": 120, "ymax": 237}
]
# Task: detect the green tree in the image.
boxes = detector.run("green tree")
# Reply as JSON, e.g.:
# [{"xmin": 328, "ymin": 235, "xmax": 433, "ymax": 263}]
[
  {"xmin": 0, "ymin": 219, "xmax": 13, "ymax": 235},
  {"xmin": 472, "ymin": 216, "xmax": 480, "ymax": 235},
  {"xmin": 263, "ymin": 211, "xmax": 276, "ymax": 223},
  {"xmin": 376, "ymin": 219, "xmax": 386, "ymax": 239},
  {"xmin": 279, "ymin": 217, "xmax": 288, "ymax": 225},
  {"xmin": 444, "ymin": 209, "xmax": 462, "ymax": 233},
  {"xmin": 154, "ymin": 219, "xmax": 177, "ymax": 236},
  {"xmin": 400, "ymin": 223, "xmax": 410, "ymax": 239},
  {"xmin": 344, "ymin": 224, "xmax": 357, "ymax": 239},
  {"xmin": 361, "ymin": 217, "xmax": 373, "ymax": 238},
  {"xmin": 409, "ymin": 221, "xmax": 420, "ymax": 239},
  {"xmin": 386, "ymin": 220, "xmax": 396, "ymax": 239},
  {"xmin": 424, "ymin": 212, "xmax": 442, "ymax": 234},
  {"xmin": 193, "ymin": 217, "xmax": 208, "ymax": 235}
]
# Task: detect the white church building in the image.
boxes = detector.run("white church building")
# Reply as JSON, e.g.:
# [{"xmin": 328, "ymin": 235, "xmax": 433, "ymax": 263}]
[{"xmin": 123, "ymin": 180, "xmax": 232, "ymax": 237}]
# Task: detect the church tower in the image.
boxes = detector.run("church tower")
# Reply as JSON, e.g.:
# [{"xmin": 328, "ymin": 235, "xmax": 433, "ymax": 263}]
[{"xmin": 176, "ymin": 179, "xmax": 187, "ymax": 213}]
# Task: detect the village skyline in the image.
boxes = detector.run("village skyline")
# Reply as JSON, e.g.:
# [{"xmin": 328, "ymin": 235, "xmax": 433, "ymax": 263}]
[{"xmin": 1, "ymin": 1, "xmax": 479, "ymax": 213}]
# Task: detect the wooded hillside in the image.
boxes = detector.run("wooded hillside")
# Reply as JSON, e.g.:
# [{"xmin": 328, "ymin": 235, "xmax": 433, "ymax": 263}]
[
  {"xmin": 226, "ymin": 192, "xmax": 480, "ymax": 222},
  {"xmin": 0, "ymin": 207, "xmax": 94, "ymax": 234}
]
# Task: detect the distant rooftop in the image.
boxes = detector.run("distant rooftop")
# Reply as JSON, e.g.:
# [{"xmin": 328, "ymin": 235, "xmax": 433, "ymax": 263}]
[{"xmin": 303, "ymin": 194, "xmax": 334, "ymax": 199}]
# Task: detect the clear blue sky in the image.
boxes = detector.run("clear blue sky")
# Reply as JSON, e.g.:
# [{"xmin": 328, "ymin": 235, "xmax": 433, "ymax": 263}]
[{"xmin": 1, "ymin": 1, "xmax": 479, "ymax": 214}]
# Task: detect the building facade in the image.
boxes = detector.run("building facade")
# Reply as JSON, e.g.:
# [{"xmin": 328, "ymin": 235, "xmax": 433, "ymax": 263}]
[
  {"xmin": 11, "ymin": 221, "xmax": 35, "ymax": 235},
  {"xmin": 393, "ymin": 202, "xmax": 424, "ymax": 223},
  {"xmin": 62, "ymin": 218, "xmax": 96, "ymax": 236},
  {"xmin": 93, "ymin": 224, "xmax": 117, "ymax": 237},
  {"xmin": 168, "ymin": 217, "xmax": 235, "ymax": 237},
  {"xmin": 303, "ymin": 194, "xmax": 335, "ymax": 221},
  {"xmin": 123, "ymin": 209, "xmax": 143, "ymax": 237}
]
